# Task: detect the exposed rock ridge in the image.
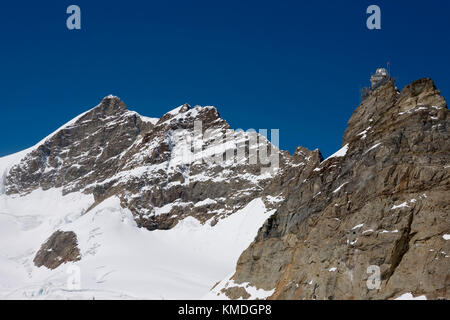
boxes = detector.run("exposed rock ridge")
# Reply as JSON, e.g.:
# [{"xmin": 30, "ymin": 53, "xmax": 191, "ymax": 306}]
[
  {"xmin": 213, "ymin": 78, "xmax": 449, "ymax": 300},
  {"xmin": 5, "ymin": 97, "xmax": 317, "ymax": 231}
]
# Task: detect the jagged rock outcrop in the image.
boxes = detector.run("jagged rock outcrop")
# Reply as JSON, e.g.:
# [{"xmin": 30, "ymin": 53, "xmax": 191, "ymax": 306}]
[
  {"xmin": 33, "ymin": 230, "xmax": 81, "ymax": 269},
  {"xmin": 5, "ymin": 96, "xmax": 313, "ymax": 231},
  {"xmin": 98, "ymin": 102, "xmax": 286, "ymax": 230},
  {"xmin": 213, "ymin": 78, "xmax": 450, "ymax": 300}
]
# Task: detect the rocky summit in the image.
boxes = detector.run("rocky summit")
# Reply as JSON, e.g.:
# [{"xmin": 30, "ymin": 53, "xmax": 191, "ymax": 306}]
[
  {"xmin": 211, "ymin": 78, "xmax": 450, "ymax": 300},
  {"xmin": 5, "ymin": 96, "xmax": 297, "ymax": 230},
  {"xmin": 0, "ymin": 76, "xmax": 448, "ymax": 300}
]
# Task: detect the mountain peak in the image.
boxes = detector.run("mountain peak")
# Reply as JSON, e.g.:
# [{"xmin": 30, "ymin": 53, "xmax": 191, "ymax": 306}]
[
  {"xmin": 94, "ymin": 95, "xmax": 127, "ymax": 116},
  {"xmin": 154, "ymin": 104, "xmax": 225, "ymax": 131},
  {"xmin": 103, "ymin": 94, "xmax": 120, "ymax": 100},
  {"xmin": 343, "ymin": 77, "xmax": 447, "ymax": 148},
  {"xmin": 398, "ymin": 78, "xmax": 445, "ymax": 107},
  {"xmin": 169, "ymin": 103, "xmax": 191, "ymax": 115}
]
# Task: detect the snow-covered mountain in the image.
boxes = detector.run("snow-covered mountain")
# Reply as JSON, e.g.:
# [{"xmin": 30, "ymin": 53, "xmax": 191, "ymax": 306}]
[
  {"xmin": 0, "ymin": 95, "xmax": 317, "ymax": 299},
  {"xmin": 1, "ymin": 75, "xmax": 448, "ymax": 300}
]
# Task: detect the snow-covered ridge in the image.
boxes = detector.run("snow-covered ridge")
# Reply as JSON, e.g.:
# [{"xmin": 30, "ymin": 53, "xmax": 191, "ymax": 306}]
[
  {"xmin": 1, "ymin": 97, "xmax": 164, "ymax": 195},
  {"xmin": 0, "ymin": 99, "xmax": 157, "ymax": 180}
]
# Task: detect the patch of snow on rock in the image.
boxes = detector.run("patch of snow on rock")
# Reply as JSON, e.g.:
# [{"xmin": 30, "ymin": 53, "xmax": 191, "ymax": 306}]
[
  {"xmin": 391, "ymin": 202, "xmax": 410, "ymax": 210},
  {"xmin": 323, "ymin": 144, "xmax": 349, "ymax": 162},
  {"xmin": 394, "ymin": 292, "xmax": 427, "ymax": 300}
]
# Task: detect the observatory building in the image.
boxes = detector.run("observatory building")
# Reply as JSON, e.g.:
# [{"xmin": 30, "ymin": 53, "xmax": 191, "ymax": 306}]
[
  {"xmin": 361, "ymin": 67, "xmax": 391, "ymax": 100},
  {"xmin": 371, "ymin": 68, "xmax": 390, "ymax": 89}
]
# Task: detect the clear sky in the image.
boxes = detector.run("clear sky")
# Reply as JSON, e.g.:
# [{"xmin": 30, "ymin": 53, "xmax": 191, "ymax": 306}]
[{"xmin": 0, "ymin": 0, "xmax": 449, "ymax": 157}]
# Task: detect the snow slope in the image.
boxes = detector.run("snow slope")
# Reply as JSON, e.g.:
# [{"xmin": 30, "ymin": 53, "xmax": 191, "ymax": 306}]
[{"xmin": 0, "ymin": 187, "xmax": 273, "ymax": 299}]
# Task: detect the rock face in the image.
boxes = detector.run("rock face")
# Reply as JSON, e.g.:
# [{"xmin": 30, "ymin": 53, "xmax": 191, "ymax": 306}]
[
  {"xmin": 33, "ymin": 231, "xmax": 81, "ymax": 269},
  {"xmin": 6, "ymin": 96, "xmax": 307, "ymax": 231},
  {"xmin": 214, "ymin": 78, "xmax": 450, "ymax": 300},
  {"xmin": 6, "ymin": 96, "xmax": 152, "ymax": 195},
  {"xmin": 5, "ymin": 77, "xmax": 449, "ymax": 298},
  {"xmin": 93, "ymin": 103, "xmax": 290, "ymax": 230}
]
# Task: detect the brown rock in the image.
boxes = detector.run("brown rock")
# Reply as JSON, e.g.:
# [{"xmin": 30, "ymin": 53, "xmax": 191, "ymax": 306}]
[
  {"xmin": 33, "ymin": 230, "xmax": 81, "ymax": 269},
  {"xmin": 224, "ymin": 78, "xmax": 450, "ymax": 300}
]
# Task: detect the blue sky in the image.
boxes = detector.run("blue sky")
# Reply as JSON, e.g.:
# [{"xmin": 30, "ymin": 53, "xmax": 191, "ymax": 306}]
[{"xmin": 0, "ymin": 0, "xmax": 449, "ymax": 157}]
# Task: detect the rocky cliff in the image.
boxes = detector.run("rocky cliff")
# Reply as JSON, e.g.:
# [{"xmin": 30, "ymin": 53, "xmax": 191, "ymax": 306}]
[
  {"xmin": 211, "ymin": 78, "xmax": 450, "ymax": 300},
  {"xmin": 5, "ymin": 96, "xmax": 309, "ymax": 231},
  {"xmin": 2, "ymin": 76, "xmax": 448, "ymax": 300}
]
